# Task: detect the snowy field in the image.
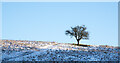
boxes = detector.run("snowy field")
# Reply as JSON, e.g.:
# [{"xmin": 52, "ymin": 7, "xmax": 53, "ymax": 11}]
[{"xmin": 1, "ymin": 40, "xmax": 119, "ymax": 61}]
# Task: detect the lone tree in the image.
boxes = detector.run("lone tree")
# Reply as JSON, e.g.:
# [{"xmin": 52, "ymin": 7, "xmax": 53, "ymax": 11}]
[{"xmin": 65, "ymin": 25, "xmax": 89, "ymax": 45}]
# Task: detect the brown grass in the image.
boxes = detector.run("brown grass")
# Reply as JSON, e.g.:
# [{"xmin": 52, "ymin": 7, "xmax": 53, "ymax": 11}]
[{"xmin": 72, "ymin": 43, "xmax": 91, "ymax": 47}]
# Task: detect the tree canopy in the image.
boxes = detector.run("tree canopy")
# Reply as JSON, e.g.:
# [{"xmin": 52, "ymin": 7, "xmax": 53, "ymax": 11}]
[{"xmin": 65, "ymin": 25, "xmax": 89, "ymax": 45}]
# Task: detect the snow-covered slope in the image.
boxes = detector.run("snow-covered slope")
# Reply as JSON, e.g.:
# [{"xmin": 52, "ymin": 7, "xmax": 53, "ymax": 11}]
[{"xmin": 2, "ymin": 40, "xmax": 119, "ymax": 61}]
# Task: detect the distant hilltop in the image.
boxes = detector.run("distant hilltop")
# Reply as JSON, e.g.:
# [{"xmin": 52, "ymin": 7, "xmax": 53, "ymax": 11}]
[
  {"xmin": 1, "ymin": 39, "xmax": 119, "ymax": 48},
  {"xmin": 2, "ymin": 39, "xmax": 44, "ymax": 42}
]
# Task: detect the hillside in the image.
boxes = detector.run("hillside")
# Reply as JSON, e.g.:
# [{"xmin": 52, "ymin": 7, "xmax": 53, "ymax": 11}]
[{"xmin": 1, "ymin": 40, "xmax": 119, "ymax": 61}]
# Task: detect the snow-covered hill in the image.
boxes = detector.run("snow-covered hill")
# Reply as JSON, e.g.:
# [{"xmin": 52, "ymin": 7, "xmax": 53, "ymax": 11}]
[{"xmin": 2, "ymin": 40, "xmax": 119, "ymax": 61}]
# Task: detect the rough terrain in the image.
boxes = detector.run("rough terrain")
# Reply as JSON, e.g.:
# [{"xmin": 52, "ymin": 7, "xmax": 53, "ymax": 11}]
[{"xmin": 1, "ymin": 40, "xmax": 119, "ymax": 61}]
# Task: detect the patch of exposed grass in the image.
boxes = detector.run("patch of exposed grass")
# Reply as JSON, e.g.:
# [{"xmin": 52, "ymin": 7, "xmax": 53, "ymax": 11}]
[{"xmin": 72, "ymin": 43, "xmax": 91, "ymax": 47}]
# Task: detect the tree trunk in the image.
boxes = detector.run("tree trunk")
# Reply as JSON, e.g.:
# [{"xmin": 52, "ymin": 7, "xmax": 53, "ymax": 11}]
[{"xmin": 77, "ymin": 39, "xmax": 80, "ymax": 45}]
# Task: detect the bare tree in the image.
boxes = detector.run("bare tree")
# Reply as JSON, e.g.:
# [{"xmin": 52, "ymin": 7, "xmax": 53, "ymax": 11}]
[{"xmin": 65, "ymin": 25, "xmax": 89, "ymax": 45}]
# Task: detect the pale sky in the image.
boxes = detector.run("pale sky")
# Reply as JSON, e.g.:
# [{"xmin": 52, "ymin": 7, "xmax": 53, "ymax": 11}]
[{"xmin": 2, "ymin": 2, "xmax": 118, "ymax": 46}]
